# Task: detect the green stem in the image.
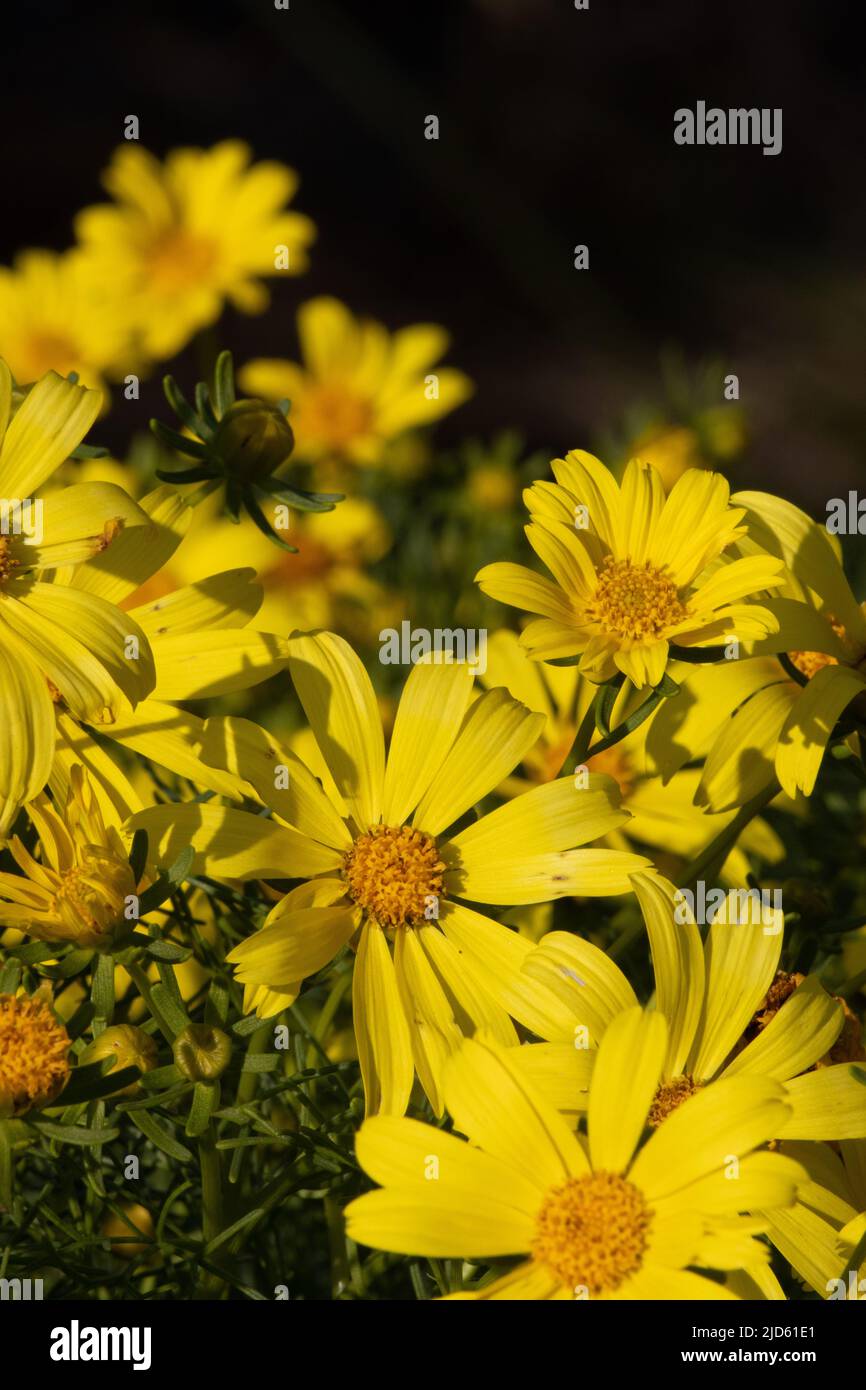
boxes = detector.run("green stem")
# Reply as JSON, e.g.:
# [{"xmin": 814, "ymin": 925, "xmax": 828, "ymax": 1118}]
[
  {"xmin": 561, "ymin": 676, "xmax": 678, "ymax": 778},
  {"xmin": 123, "ymin": 961, "xmax": 175, "ymax": 1044},
  {"xmin": 676, "ymin": 784, "xmax": 778, "ymax": 889},
  {"xmin": 196, "ymin": 1129, "xmax": 226, "ymax": 1299}
]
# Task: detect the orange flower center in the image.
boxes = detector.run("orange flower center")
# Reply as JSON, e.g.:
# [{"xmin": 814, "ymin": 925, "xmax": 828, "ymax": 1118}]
[
  {"xmin": 0, "ymin": 536, "xmax": 18, "ymax": 586},
  {"xmin": 586, "ymin": 557, "xmax": 688, "ymax": 642},
  {"xmin": 587, "ymin": 742, "xmax": 637, "ymax": 798},
  {"xmin": 343, "ymin": 825, "xmax": 445, "ymax": 928},
  {"xmin": 143, "ymin": 229, "xmax": 219, "ymax": 292},
  {"xmin": 22, "ymin": 331, "xmax": 80, "ymax": 379},
  {"xmin": 299, "ymin": 384, "xmax": 374, "ymax": 451},
  {"xmin": 788, "ymin": 615, "xmax": 849, "ymax": 681},
  {"xmin": 648, "ymin": 1074, "xmax": 701, "ymax": 1127},
  {"xmin": 0, "ymin": 994, "xmax": 71, "ymax": 1117},
  {"xmin": 532, "ymin": 1172, "xmax": 652, "ymax": 1296}
]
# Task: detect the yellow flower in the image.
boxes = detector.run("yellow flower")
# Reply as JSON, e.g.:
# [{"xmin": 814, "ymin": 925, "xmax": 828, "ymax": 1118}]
[
  {"xmin": 79, "ymin": 1024, "xmax": 159, "ymax": 1097},
  {"xmin": 761, "ymin": 1139, "xmax": 866, "ymax": 1298},
  {"xmin": 522, "ymin": 871, "xmax": 866, "ymax": 1142},
  {"xmin": 480, "ymin": 629, "xmax": 784, "ymax": 883},
  {"xmin": 239, "ymin": 297, "xmax": 473, "ymax": 466},
  {"xmin": 0, "ymin": 991, "xmax": 71, "ymax": 1117},
  {"xmin": 345, "ymin": 1012, "xmax": 804, "ymax": 1299},
  {"xmin": 75, "ymin": 141, "xmax": 315, "ymax": 362},
  {"xmin": 476, "ymin": 450, "xmax": 784, "ymax": 686},
  {"xmin": 152, "ymin": 487, "xmax": 398, "ymax": 650},
  {"xmin": 624, "ymin": 423, "xmax": 706, "ymax": 492},
  {"xmin": 0, "ymin": 249, "xmax": 137, "ymax": 394},
  {"xmin": 649, "ymin": 492, "xmax": 866, "ymax": 805},
  {"xmin": 48, "ymin": 480, "xmax": 293, "ymax": 821},
  {"xmin": 131, "ymin": 631, "xmax": 650, "ymax": 1115},
  {"xmin": 0, "ymin": 764, "xmax": 140, "ymax": 949},
  {"xmin": 0, "ymin": 361, "xmax": 155, "ymax": 832}
]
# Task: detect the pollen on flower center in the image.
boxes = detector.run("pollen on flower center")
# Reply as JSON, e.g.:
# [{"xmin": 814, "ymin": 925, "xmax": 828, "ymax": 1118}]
[
  {"xmin": 586, "ymin": 557, "xmax": 688, "ymax": 641},
  {"xmin": 343, "ymin": 825, "xmax": 445, "ymax": 928},
  {"xmin": 532, "ymin": 1172, "xmax": 652, "ymax": 1296},
  {"xmin": 50, "ymin": 852, "xmax": 135, "ymax": 949},
  {"xmin": 0, "ymin": 994, "xmax": 71, "ymax": 1117},
  {"xmin": 0, "ymin": 536, "xmax": 18, "ymax": 585},
  {"xmin": 648, "ymin": 1074, "xmax": 701, "ymax": 1127},
  {"xmin": 788, "ymin": 615, "xmax": 848, "ymax": 681}
]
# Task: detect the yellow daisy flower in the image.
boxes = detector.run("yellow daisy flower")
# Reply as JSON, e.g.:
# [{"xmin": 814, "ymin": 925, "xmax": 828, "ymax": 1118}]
[
  {"xmin": 0, "ymin": 764, "xmax": 142, "ymax": 950},
  {"xmin": 150, "ymin": 487, "xmax": 399, "ymax": 650},
  {"xmin": 481, "ymin": 629, "xmax": 784, "ymax": 883},
  {"xmin": 239, "ymin": 296, "xmax": 473, "ymax": 466},
  {"xmin": 475, "ymin": 450, "xmax": 784, "ymax": 686},
  {"xmin": 50, "ymin": 481, "xmax": 293, "ymax": 818},
  {"xmin": 0, "ymin": 249, "xmax": 136, "ymax": 394},
  {"xmin": 0, "ymin": 991, "xmax": 71, "ymax": 1117},
  {"xmin": 344, "ymin": 1012, "xmax": 804, "ymax": 1299},
  {"xmin": 0, "ymin": 362, "xmax": 155, "ymax": 832},
  {"xmin": 521, "ymin": 871, "xmax": 866, "ymax": 1141},
  {"xmin": 648, "ymin": 492, "xmax": 866, "ymax": 806},
  {"xmin": 131, "ymin": 631, "xmax": 650, "ymax": 1115},
  {"xmin": 761, "ymin": 1139, "xmax": 866, "ymax": 1298},
  {"xmin": 75, "ymin": 141, "xmax": 315, "ymax": 362}
]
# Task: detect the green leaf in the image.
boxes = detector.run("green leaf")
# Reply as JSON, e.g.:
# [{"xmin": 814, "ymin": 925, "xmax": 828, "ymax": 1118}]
[
  {"xmin": 28, "ymin": 1118, "xmax": 120, "ymax": 1147},
  {"xmin": 150, "ymin": 984, "xmax": 190, "ymax": 1036},
  {"xmin": 149, "ymin": 419, "xmax": 210, "ymax": 459},
  {"xmin": 145, "ymin": 939, "xmax": 193, "ymax": 964},
  {"xmin": 186, "ymin": 1081, "xmax": 220, "ymax": 1138},
  {"xmin": 162, "ymin": 374, "xmax": 204, "ymax": 436},
  {"xmin": 58, "ymin": 1062, "xmax": 141, "ymax": 1107},
  {"xmin": 205, "ymin": 982, "xmax": 230, "ymax": 1028},
  {"xmin": 130, "ymin": 1110, "xmax": 193, "ymax": 1163},
  {"xmin": 129, "ymin": 828, "xmax": 149, "ymax": 885},
  {"xmin": 168, "ymin": 846, "xmax": 195, "ymax": 886},
  {"xmin": 244, "ymin": 488, "xmax": 298, "ymax": 551},
  {"xmin": 241, "ymin": 1053, "xmax": 280, "ymax": 1073},
  {"xmin": 213, "ymin": 350, "xmax": 236, "ymax": 416},
  {"xmin": 0, "ymin": 960, "xmax": 22, "ymax": 993},
  {"xmin": 91, "ymin": 953, "xmax": 115, "ymax": 1023}
]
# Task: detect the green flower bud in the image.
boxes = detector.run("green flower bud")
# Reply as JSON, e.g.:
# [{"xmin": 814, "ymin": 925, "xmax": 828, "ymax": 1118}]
[
  {"xmin": 211, "ymin": 399, "xmax": 294, "ymax": 482},
  {"xmin": 80, "ymin": 1025, "xmax": 159, "ymax": 1097},
  {"xmin": 172, "ymin": 1024, "xmax": 232, "ymax": 1081}
]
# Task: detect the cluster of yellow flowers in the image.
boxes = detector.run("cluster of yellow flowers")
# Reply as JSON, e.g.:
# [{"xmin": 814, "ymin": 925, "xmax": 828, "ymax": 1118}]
[{"xmin": 1, "ymin": 143, "xmax": 864, "ymax": 1303}]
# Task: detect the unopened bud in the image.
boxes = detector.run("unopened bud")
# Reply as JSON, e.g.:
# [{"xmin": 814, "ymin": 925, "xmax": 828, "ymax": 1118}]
[
  {"xmin": 172, "ymin": 1023, "xmax": 232, "ymax": 1081},
  {"xmin": 212, "ymin": 399, "xmax": 294, "ymax": 481}
]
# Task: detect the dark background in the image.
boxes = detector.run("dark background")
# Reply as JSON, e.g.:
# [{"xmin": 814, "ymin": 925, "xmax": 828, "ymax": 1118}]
[{"xmin": 3, "ymin": 0, "xmax": 865, "ymax": 507}]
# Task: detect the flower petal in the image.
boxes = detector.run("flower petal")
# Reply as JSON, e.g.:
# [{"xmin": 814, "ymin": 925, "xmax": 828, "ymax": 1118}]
[
  {"xmin": 198, "ymin": 715, "xmax": 351, "ymax": 848},
  {"xmin": 0, "ymin": 640, "xmax": 55, "ymax": 835},
  {"xmin": 722, "ymin": 975, "xmax": 843, "ymax": 1082},
  {"xmin": 631, "ymin": 871, "xmax": 705, "ymax": 1076},
  {"xmin": 128, "ymin": 802, "xmax": 342, "ymax": 878},
  {"xmin": 353, "ymin": 922, "xmax": 414, "ymax": 1115},
  {"xmin": 413, "ymin": 688, "xmax": 544, "ymax": 836},
  {"xmin": 382, "ymin": 660, "xmax": 474, "ymax": 826},
  {"xmin": 588, "ymin": 1007, "xmax": 667, "ymax": 1172},
  {"xmin": 288, "ymin": 630, "xmax": 385, "ymax": 831},
  {"xmin": 0, "ymin": 370, "xmax": 101, "ymax": 498},
  {"xmin": 443, "ymin": 1036, "xmax": 587, "ymax": 1187},
  {"xmin": 687, "ymin": 910, "xmax": 782, "ymax": 1083}
]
